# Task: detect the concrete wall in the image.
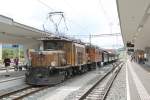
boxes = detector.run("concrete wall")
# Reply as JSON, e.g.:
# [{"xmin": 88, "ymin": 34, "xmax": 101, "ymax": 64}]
[{"xmin": 0, "ymin": 44, "xmax": 2, "ymax": 60}]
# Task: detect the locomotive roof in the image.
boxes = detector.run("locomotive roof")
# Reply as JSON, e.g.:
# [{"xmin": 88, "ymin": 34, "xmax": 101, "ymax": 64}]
[
  {"xmin": 85, "ymin": 44, "xmax": 105, "ymax": 51},
  {"xmin": 31, "ymin": 50, "xmax": 64, "ymax": 54},
  {"xmin": 40, "ymin": 36, "xmax": 85, "ymax": 45}
]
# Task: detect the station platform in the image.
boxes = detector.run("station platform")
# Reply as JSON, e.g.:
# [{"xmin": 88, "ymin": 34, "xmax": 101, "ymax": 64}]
[
  {"xmin": 0, "ymin": 70, "xmax": 26, "ymax": 97},
  {"xmin": 106, "ymin": 58, "xmax": 150, "ymax": 100},
  {"xmin": 0, "ymin": 70, "xmax": 26, "ymax": 91},
  {"xmin": 0, "ymin": 70, "xmax": 26, "ymax": 80},
  {"xmin": 0, "ymin": 63, "xmax": 26, "ymax": 75},
  {"xmin": 126, "ymin": 59, "xmax": 150, "ymax": 100}
]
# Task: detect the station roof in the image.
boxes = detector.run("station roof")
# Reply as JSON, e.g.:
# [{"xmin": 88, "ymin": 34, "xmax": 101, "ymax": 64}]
[
  {"xmin": 117, "ymin": 0, "xmax": 150, "ymax": 49},
  {"xmin": 0, "ymin": 15, "xmax": 52, "ymax": 45},
  {"xmin": 0, "ymin": 15, "xmax": 86, "ymax": 46}
]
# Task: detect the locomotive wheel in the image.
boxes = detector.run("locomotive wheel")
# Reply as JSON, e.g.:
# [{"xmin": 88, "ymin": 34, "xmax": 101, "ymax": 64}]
[
  {"xmin": 85, "ymin": 65, "xmax": 88, "ymax": 72},
  {"xmin": 72, "ymin": 68, "xmax": 79, "ymax": 75},
  {"xmin": 64, "ymin": 71, "xmax": 68, "ymax": 79},
  {"xmin": 82, "ymin": 66, "xmax": 87, "ymax": 73},
  {"xmin": 87, "ymin": 64, "xmax": 92, "ymax": 71},
  {"xmin": 62, "ymin": 74, "xmax": 66, "ymax": 82},
  {"xmin": 79, "ymin": 67, "xmax": 84, "ymax": 74},
  {"xmin": 67, "ymin": 68, "xmax": 73, "ymax": 78},
  {"xmin": 60, "ymin": 71, "xmax": 66, "ymax": 82},
  {"xmin": 73, "ymin": 69, "xmax": 77, "ymax": 75}
]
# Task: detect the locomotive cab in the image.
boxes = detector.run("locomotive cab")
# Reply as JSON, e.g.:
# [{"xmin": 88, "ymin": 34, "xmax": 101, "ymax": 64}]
[
  {"xmin": 26, "ymin": 39, "xmax": 68, "ymax": 85},
  {"xmin": 26, "ymin": 50, "xmax": 67, "ymax": 85}
]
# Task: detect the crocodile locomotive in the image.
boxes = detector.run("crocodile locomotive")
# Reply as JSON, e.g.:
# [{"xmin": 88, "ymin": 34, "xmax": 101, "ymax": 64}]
[{"xmin": 26, "ymin": 36, "xmax": 118, "ymax": 85}]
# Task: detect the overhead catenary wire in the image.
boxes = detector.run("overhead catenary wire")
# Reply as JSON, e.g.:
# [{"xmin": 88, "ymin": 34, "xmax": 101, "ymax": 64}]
[
  {"xmin": 62, "ymin": 0, "xmax": 91, "ymax": 33},
  {"xmin": 98, "ymin": 0, "xmax": 121, "ymax": 48},
  {"xmin": 36, "ymin": 0, "xmax": 98, "ymax": 37},
  {"xmin": 98, "ymin": 0, "xmax": 115, "ymax": 35},
  {"xmin": 36, "ymin": 0, "xmax": 121, "ymax": 49},
  {"xmin": 63, "ymin": 0, "xmax": 119, "ymax": 38},
  {"xmin": 36, "ymin": 0, "xmax": 60, "ymax": 27},
  {"xmin": 36, "ymin": 0, "xmax": 69, "ymax": 34},
  {"xmin": 36, "ymin": 0, "xmax": 55, "ymax": 33},
  {"xmin": 66, "ymin": 33, "xmax": 121, "ymax": 38},
  {"xmin": 37, "ymin": 0, "xmax": 112, "ymax": 34},
  {"xmin": 48, "ymin": 12, "xmax": 68, "ymax": 34},
  {"xmin": 98, "ymin": 0, "xmax": 110, "ymax": 22},
  {"xmin": 36, "ymin": 0, "xmax": 55, "ymax": 12}
]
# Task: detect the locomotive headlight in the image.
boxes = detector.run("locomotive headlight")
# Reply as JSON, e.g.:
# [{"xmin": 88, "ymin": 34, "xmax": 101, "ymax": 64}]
[
  {"xmin": 51, "ymin": 61, "xmax": 56, "ymax": 67},
  {"xmin": 38, "ymin": 51, "xmax": 42, "ymax": 55}
]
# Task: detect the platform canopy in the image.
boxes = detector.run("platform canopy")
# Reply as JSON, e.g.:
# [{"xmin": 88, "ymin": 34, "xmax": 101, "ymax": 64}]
[
  {"xmin": 0, "ymin": 15, "xmax": 52, "ymax": 48},
  {"xmin": 117, "ymin": 0, "xmax": 150, "ymax": 49}
]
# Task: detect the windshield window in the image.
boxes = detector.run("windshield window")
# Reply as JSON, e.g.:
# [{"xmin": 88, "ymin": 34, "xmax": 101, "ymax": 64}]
[{"xmin": 44, "ymin": 41, "xmax": 64, "ymax": 50}]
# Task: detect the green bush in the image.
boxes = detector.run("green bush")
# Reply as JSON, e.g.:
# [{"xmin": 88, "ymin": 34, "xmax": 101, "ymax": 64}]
[{"xmin": 2, "ymin": 48, "xmax": 24, "ymax": 59}]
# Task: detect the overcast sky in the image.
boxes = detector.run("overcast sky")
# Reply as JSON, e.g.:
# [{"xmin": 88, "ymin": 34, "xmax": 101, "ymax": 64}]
[{"xmin": 0, "ymin": 0, "xmax": 123, "ymax": 49}]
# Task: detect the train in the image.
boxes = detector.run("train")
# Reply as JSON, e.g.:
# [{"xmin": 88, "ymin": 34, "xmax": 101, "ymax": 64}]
[{"xmin": 25, "ymin": 36, "xmax": 119, "ymax": 85}]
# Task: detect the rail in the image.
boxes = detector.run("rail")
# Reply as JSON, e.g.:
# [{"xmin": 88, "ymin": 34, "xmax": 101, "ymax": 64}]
[
  {"xmin": 79, "ymin": 61, "xmax": 124, "ymax": 100},
  {"xmin": 0, "ymin": 76, "xmax": 24, "ymax": 83},
  {"xmin": 0, "ymin": 86, "xmax": 48, "ymax": 100}
]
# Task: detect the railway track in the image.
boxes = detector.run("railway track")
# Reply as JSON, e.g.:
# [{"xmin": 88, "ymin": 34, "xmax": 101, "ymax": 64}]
[
  {"xmin": 0, "ymin": 62, "xmax": 122, "ymax": 100},
  {"xmin": 0, "ymin": 75, "xmax": 25, "ymax": 91},
  {"xmin": 76, "ymin": 61, "xmax": 124, "ymax": 100},
  {"xmin": 0, "ymin": 86, "xmax": 48, "ymax": 100}
]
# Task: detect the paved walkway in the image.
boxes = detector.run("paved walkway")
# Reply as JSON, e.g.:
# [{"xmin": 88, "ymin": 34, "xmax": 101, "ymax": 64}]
[
  {"xmin": 127, "ymin": 59, "xmax": 150, "ymax": 100},
  {"xmin": 106, "ymin": 58, "xmax": 150, "ymax": 100},
  {"xmin": 106, "ymin": 63, "xmax": 126, "ymax": 100},
  {"xmin": 0, "ymin": 64, "xmax": 26, "ymax": 82}
]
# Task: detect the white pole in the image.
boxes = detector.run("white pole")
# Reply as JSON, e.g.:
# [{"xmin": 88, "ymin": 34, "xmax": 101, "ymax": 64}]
[{"xmin": 18, "ymin": 45, "xmax": 20, "ymax": 60}]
